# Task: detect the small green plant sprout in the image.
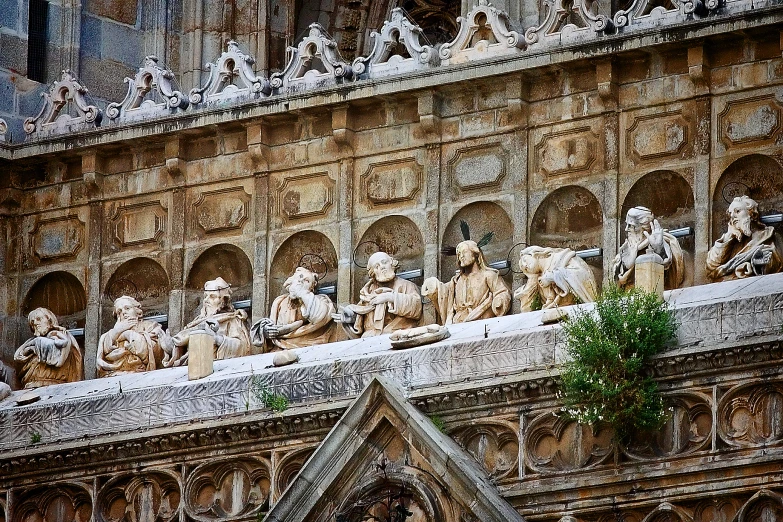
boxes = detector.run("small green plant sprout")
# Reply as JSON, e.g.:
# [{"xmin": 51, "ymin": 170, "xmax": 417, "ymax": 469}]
[
  {"xmin": 557, "ymin": 285, "xmax": 676, "ymax": 441},
  {"xmin": 250, "ymin": 375, "xmax": 289, "ymax": 413},
  {"xmin": 430, "ymin": 415, "xmax": 447, "ymax": 434},
  {"xmin": 30, "ymin": 432, "xmax": 42, "ymax": 444}
]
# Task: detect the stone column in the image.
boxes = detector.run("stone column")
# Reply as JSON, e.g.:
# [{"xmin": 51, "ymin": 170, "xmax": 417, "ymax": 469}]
[
  {"xmin": 253, "ymin": 173, "xmax": 269, "ymax": 325},
  {"xmin": 168, "ymin": 187, "xmax": 186, "ymax": 334},
  {"xmin": 337, "ymin": 157, "xmax": 354, "ymax": 306}
]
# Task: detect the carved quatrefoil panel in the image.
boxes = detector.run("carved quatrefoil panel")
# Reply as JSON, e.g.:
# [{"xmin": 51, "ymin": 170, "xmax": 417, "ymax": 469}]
[
  {"xmin": 12, "ymin": 485, "xmax": 92, "ymax": 522},
  {"xmin": 718, "ymin": 382, "xmax": 783, "ymax": 448},
  {"xmin": 624, "ymin": 392, "xmax": 712, "ymax": 460},
  {"xmin": 524, "ymin": 410, "xmax": 615, "ymax": 473},
  {"xmin": 184, "ymin": 458, "xmax": 272, "ymax": 521},
  {"xmin": 97, "ymin": 471, "xmax": 180, "ymax": 522},
  {"xmin": 449, "ymin": 420, "xmax": 520, "ymax": 481}
]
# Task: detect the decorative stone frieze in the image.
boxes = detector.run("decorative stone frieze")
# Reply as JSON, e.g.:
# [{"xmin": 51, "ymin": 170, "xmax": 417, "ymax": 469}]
[
  {"xmin": 106, "ymin": 56, "xmax": 188, "ymax": 122},
  {"xmin": 23, "ymin": 70, "xmax": 103, "ymax": 137},
  {"xmin": 184, "ymin": 458, "xmax": 271, "ymax": 520},
  {"xmin": 96, "ymin": 470, "xmax": 180, "ymax": 522},
  {"xmin": 352, "ymin": 8, "xmax": 440, "ymax": 80},
  {"xmin": 189, "ymin": 41, "xmax": 271, "ymax": 106},
  {"xmin": 439, "ymin": 0, "xmax": 525, "ymax": 65},
  {"xmin": 613, "ymin": 0, "xmax": 717, "ymax": 30},
  {"xmin": 271, "ymin": 24, "xmax": 353, "ymax": 94}
]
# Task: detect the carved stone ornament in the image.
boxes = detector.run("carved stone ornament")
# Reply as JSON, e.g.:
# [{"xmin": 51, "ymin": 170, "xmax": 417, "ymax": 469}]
[
  {"xmin": 107, "ymin": 56, "xmax": 188, "ymax": 121},
  {"xmin": 189, "ymin": 41, "xmax": 271, "ymax": 106},
  {"xmin": 449, "ymin": 420, "xmax": 520, "ymax": 481},
  {"xmin": 389, "ymin": 324, "xmax": 450, "ymax": 349},
  {"xmin": 0, "ymin": 118, "xmax": 7, "ymax": 142},
  {"xmin": 524, "ymin": 0, "xmax": 611, "ymax": 46},
  {"xmin": 96, "ymin": 471, "xmax": 180, "ymax": 522},
  {"xmin": 271, "ymin": 24, "xmax": 354, "ymax": 93},
  {"xmin": 515, "ymin": 246, "xmax": 598, "ymax": 312},
  {"xmin": 183, "ymin": 458, "xmax": 271, "ymax": 521},
  {"xmin": 23, "ymin": 70, "xmax": 103, "ymax": 136},
  {"xmin": 352, "ymin": 8, "xmax": 440, "ymax": 80},
  {"xmin": 13, "ymin": 485, "xmax": 93, "ymax": 522},
  {"xmin": 735, "ymin": 490, "xmax": 783, "ymax": 522},
  {"xmin": 718, "ymin": 381, "xmax": 783, "ymax": 448},
  {"xmin": 613, "ymin": 0, "xmax": 717, "ymax": 30},
  {"xmin": 439, "ymin": 0, "xmax": 525, "ymax": 64}
]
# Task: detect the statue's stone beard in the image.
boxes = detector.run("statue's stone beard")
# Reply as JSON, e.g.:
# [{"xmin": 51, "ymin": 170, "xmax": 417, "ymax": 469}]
[
  {"xmin": 626, "ymin": 229, "xmax": 646, "ymax": 248},
  {"xmin": 288, "ymin": 282, "xmax": 312, "ymax": 301},
  {"xmin": 203, "ymin": 303, "xmax": 220, "ymax": 316},
  {"xmin": 730, "ymin": 215, "xmax": 753, "ymax": 238},
  {"xmin": 34, "ymin": 324, "xmax": 52, "ymax": 337},
  {"xmin": 373, "ymin": 267, "xmax": 396, "ymax": 283}
]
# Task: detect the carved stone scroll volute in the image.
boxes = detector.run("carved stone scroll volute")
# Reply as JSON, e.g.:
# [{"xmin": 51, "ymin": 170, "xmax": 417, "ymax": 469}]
[
  {"xmin": 96, "ymin": 471, "xmax": 180, "ymax": 522},
  {"xmin": 718, "ymin": 382, "xmax": 783, "ymax": 448},
  {"xmin": 449, "ymin": 420, "xmax": 519, "ymax": 481},
  {"xmin": 184, "ymin": 458, "xmax": 271, "ymax": 520},
  {"xmin": 524, "ymin": 410, "xmax": 615, "ymax": 473}
]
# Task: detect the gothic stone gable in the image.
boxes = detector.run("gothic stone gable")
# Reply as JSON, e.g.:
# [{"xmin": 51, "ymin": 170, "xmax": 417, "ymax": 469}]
[{"xmin": 264, "ymin": 377, "xmax": 524, "ymax": 522}]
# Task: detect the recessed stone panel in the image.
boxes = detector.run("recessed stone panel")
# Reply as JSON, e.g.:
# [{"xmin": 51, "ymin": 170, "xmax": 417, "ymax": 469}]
[
  {"xmin": 627, "ymin": 111, "xmax": 689, "ymax": 162},
  {"xmin": 277, "ymin": 172, "xmax": 335, "ymax": 221},
  {"xmin": 718, "ymin": 95, "xmax": 782, "ymax": 148},
  {"xmin": 111, "ymin": 202, "xmax": 166, "ymax": 247},
  {"xmin": 360, "ymin": 158, "xmax": 423, "ymax": 206},
  {"xmin": 193, "ymin": 187, "xmax": 250, "ymax": 234},
  {"xmin": 31, "ymin": 216, "xmax": 85, "ymax": 262},
  {"xmin": 535, "ymin": 126, "xmax": 597, "ymax": 177},
  {"xmin": 448, "ymin": 143, "xmax": 507, "ymax": 191}
]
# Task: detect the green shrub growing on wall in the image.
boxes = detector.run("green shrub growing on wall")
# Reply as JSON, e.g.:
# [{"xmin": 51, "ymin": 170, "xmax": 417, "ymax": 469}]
[{"xmin": 558, "ymin": 286, "xmax": 676, "ymax": 440}]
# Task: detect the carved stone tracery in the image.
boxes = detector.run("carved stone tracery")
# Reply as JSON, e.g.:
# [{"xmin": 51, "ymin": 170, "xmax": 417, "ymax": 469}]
[
  {"xmin": 97, "ymin": 471, "xmax": 180, "ymax": 522},
  {"xmin": 718, "ymin": 381, "xmax": 783, "ymax": 448},
  {"xmin": 184, "ymin": 458, "xmax": 271, "ymax": 521},
  {"xmin": 12, "ymin": 485, "xmax": 92, "ymax": 522}
]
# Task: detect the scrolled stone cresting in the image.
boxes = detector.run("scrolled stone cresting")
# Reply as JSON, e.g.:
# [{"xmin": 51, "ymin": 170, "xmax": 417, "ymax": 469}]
[
  {"xmin": 439, "ymin": 0, "xmax": 525, "ymax": 63},
  {"xmin": 189, "ymin": 41, "xmax": 271, "ymax": 106},
  {"xmin": 23, "ymin": 70, "xmax": 102, "ymax": 136},
  {"xmin": 107, "ymin": 56, "xmax": 188, "ymax": 121}
]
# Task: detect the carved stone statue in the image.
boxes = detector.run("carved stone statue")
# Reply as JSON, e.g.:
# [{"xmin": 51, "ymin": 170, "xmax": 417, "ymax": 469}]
[
  {"xmin": 515, "ymin": 246, "xmax": 598, "ymax": 312},
  {"xmin": 612, "ymin": 207, "xmax": 685, "ymax": 290},
  {"xmin": 707, "ymin": 195, "xmax": 783, "ymax": 281},
  {"xmin": 97, "ymin": 296, "xmax": 174, "ymax": 377},
  {"xmin": 336, "ymin": 252, "xmax": 423, "ymax": 338},
  {"xmin": 422, "ymin": 240, "xmax": 511, "ymax": 325},
  {"xmin": 14, "ymin": 307, "xmax": 83, "ymax": 389},
  {"xmin": 170, "ymin": 277, "xmax": 252, "ymax": 364},
  {"xmin": 251, "ymin": 267, "xmax": 336, "ymax": 350}
]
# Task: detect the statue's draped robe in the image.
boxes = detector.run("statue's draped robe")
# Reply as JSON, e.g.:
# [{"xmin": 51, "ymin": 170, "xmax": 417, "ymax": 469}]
[
  {"xmin": 344, "ymin": 277, "xmax": 422, "ymax": 338},
  {"xmin": 96, "ymin": 320, "xmax": 167, "ymax": 377},
  {"xmin": 428, "ymin": 268, "xmax": 511, "ymax": 325},
  {"xmin": 515, "ymin": 248, "xmax": 597, "ymax": 312},
  {"xmin": 613, "ymin": 231, "xmax": 684, "ymax": 290},
  {"xmin": 706, "ymin": 225, "xmax": 783, "ymax": 281},
  {"xmin": 15, "ymin": 328, "xmax": 83, "ymax": 388},
  {"xmin": 255, "ymin": 294, "xmax": 336, "ymax": 350},
  {"xmin": 174, "ymin": 310, "xmax": 252, "ymax": 360}
]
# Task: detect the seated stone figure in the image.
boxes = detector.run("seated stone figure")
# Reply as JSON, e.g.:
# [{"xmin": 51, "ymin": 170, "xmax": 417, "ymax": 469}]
[
  {"xmin": 14, "ymin": 307, "xmax": 83, "ymax": 389},
  {"xmin": 515, "ymin": 246, "xmax": 598, "ymax": 312},
  {"xmin": 612, "ymin": 206, "xmax": 685, "ymax": 290},
  {"xmin": 707, "ymin": 195, "xmax": 783, "ymax": 281},
  {"xmin": 336, "ymin": 251, "xmax": 422, "ymax": 338},
  {"xmin": 422, "ymin": 240, "xmax": 511, "ymax": 325},
  {"xmin": 251, "ymin": 267, "xmax": 336, "ymax": 350},
  {"xmin": 97, "ymin": 296, "xmax": 174, "ymax": 377},
  {"xmin": 169, "ymin": 277, "xmax": 251, "ymax": 365}
]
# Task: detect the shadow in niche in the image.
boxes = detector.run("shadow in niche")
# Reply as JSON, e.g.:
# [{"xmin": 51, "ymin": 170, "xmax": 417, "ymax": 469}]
[
  {"xmin": 186, "ymin": 244, "xmax": 253, "ymax": 319},
  {"xmin": 102, "ymin": 257, "xmax": 170, "ymax": 332},
  {"xmin": 22, "ymin": 271, "xmax": 87, "ymax": 336},
  {"xmin": 270, "ymin": 231, "xmax": 338, "ymax": 303}
]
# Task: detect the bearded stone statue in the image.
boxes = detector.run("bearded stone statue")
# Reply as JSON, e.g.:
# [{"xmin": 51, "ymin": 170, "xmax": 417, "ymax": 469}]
[
  {"xmin": 251, "ymin": 267, "xmax": 336, "ymax": 350},
  {"xmin": 97, "ymin": 296, "xmax": 174, "ymax": 377},
  {"xmin": 422, "ymin": 240, "xmax": 511, "ymax": 325},
  {"xmin": 707, "ymin": 195, "xmax": 783, "ymax": 281},
  {"xmin": 612, "ymin": 206, "xmax": 685, "ymax": 290},
  {"xmin": 169, "ymin": 277, "xmax": 252, "ymax": 365},
  {"xmin": 336, "ymin": 251, "xmax": 422, "ymax": 338},
  {"xmin": 15, "ymin": 307, "xmax": 83, "ymax": 389}
]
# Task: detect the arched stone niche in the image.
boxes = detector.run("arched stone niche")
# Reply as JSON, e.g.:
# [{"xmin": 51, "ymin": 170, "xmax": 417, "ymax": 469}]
[
  {"xmin": 102, "ymin": 257, "xmax": 170, "ymax": 331},
  {"xmin": 186, "ymin": 244, "xmax": 253, "ymax": 318},
  {"xmin": 530, "ymin": 185, "xmax": 604, "ymax": 282},
  {"xmin": 622, "ymin": 170, "xmax": 695, "ymax": 288},
  {"xmin": 354, "ymin": 215, "xmax": 425, "ymax": 299},
  {"xmin": 440, "ymin": 202, "xmax": 514, "ymax": 289},
  {"xmin": 269, "ymin": 231, "xmax": 338, "ymax": 304},
  {"xmin": 713, "ymin": 154, "xmax": 783, "ymax": 242},
  {"xmin": 22, "ymin": 271, "xmax": 87, "ymax": 331}
]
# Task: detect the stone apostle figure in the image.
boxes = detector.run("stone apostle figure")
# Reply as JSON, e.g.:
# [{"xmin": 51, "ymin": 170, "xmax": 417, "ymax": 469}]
[
  {"xmin": 422, "ymin": 240, "xmax": 511, "ymax": 325},
  {"xmin": 515, "ymin": 246, "xmax": 598, "ymax": 312},
  {"xmin": 707, "ymin": 195, "xmax": 783, "ymax": 281},
  {"xmin": 251, "ymin": 267, "xmax": 336, "ymax": 350},
  {"xmin": 336, "ymin": 251, "xmax": 423, "ymax": 338},
  {"xmin": 169, "ymin": 277, "xmax": 252, "ymax": 364},
  {"xmin": 97, "ymin": 296, "xmax": 174, "ymax": 377},
  {"xmin": 14, "ymin": 307, "xmax": 83, "ymax": 389},
  {"xmin": 612, "ymin": 207, "xmax": 685, "ymax": 290}
]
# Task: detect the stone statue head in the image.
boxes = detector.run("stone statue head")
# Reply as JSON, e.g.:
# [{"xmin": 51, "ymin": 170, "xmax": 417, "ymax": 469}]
[
  {"xmin": 202, "ymin": 277, "xmax": 233, "ymax": 316},
  {"xmin": 519, "ymin": 246, "xmax": 549, "ymax": 276},
  {"xmin": 456, "ymin": 240, "xmax": 488, "ymax": 271},
  {"xmin": 28, "ymin": 307, "xmax": 58, "ymax": 337},
  {"xmin": 113, "ymin": 296, "xmax": 143, "ymax": 323},
  {"xmin": 728, "ymin": 195, "xmax": 759, "ymax": 238},
  {"xmin": 285, "ymin": 267, "xmax": 318, "ymax": 300},
  {"xmin": 367, "ymin": 251, "xmax": 399, "ymax": 283},
  {"xmin": 625, "ymin": 206, "xmax": 655, "ymax": 245}
]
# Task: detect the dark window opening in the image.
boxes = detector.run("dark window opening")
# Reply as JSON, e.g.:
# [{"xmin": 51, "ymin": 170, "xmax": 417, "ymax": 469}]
[{"xmin": 27, "ymin": 0, "xmax": 49, "ymax": 83}]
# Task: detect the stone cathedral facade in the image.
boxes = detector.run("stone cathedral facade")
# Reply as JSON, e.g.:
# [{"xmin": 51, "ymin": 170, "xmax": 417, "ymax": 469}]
[{"xmin": 2, "ymin": 0, "xmax": 783, "ymax": 521}]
